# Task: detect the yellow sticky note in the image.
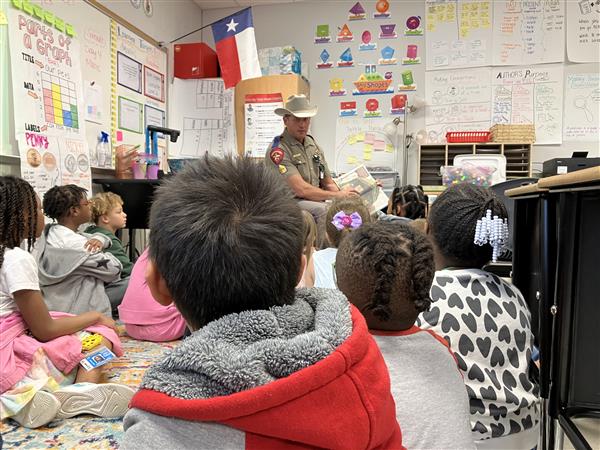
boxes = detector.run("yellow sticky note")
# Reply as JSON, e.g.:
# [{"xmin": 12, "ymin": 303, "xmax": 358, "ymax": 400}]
[
  {"xmin": 364, "ymin": 143, "xmax": 373, "ymax": 152},
  {"xmin": 356, "ymin": 132, "xmax": 365, "ymax": 142},
  {"xmin": 385, "ymin": 144, "xmax": 394, "ymax": 153},
  {"xmin": 346, "ymin": 155, "xmax": 359, "ymax": 165},
  {"xmin": 363, "ymin": 152, "xmax": 372, "ymax": 161},
  {"xmin": 0, "ymin": 11, "xmax": 7, "ymax": 25},
  {"xmin": 348, "ymin": 136, "xmax": 357, "ymax": 145}
]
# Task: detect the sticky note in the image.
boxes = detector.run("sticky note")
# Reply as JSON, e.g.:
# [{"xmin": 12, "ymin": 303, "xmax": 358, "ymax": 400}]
[
  {"xmin": 356, "ymin": 132, "xmax": 365, "ymax": 142},
  {"xmin": 348, "ymin": 135, "xmax": 357, "ymax": 145},
  {"xmin": 0, "ymin": 11, "xmax": 7, "ymax": 25},
  {"xmin": 347, "ymin": 155, "xmax": 359, "ymax": 165},
  {"xmin": 385, "ymin": 144, "xmax": 394, "ymax": 153},
  {"xmin": 364, "ymin": 133, "xmax": 375, "ymax": 144},
  {"xmin": 116, "ymin": 131, "xmax": 123, "ymax": 142},
  {"xmin": 364, "ymin": 143, "xmax": 373, "ymax": 152},
  {"xmin": 363, "ymin": 151, "xmax": 372, "ymax": 161}
]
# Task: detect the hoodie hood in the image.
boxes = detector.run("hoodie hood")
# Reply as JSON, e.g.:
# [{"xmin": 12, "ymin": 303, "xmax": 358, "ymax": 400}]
[{"xmin": 130, "ymin": 288, "xmax": 402, "ymax": 449}]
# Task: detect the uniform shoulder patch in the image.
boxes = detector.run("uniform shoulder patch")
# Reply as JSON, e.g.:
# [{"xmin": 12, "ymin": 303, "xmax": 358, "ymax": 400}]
[
  {"xmin": 269, "ymin": 148, "xmax": 284, "ymax": 165},
  {"xmin": 278, "ymin": 164, "xmax": 287, "ymax": 174}
]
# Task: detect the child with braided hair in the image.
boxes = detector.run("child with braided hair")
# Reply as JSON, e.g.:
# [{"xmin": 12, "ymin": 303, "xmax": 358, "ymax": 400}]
[
  {"xmin": 38, "ymin": 185, "xmax": 122, "ymax": 316},
  {"xmin": 417, "ymin": 184, "xmax": 539, "ymax": 449},
  {"xmin": 0, "ymin": 177, "xmax": 133, "ymax": 429},
  {"xmin": 312, "ymin": 197, "xmax": 372, "ymax": 288},
  {"xmin": 379, "ymin": 184, "xmax": 429, "ymax": 223},
  {"xmin": 335, "ymin": 221, "xmax": 474, "ymax": 449}
]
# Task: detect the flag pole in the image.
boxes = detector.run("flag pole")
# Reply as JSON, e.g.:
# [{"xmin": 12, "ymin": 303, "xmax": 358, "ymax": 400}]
[{"xmin": 169, "ymin": 7, "xmax": 252, "ymax": 44}]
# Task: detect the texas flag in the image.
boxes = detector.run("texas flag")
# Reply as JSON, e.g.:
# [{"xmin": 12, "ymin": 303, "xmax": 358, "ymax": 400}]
[{"xmin": 211, "ymin": 8, "xmax": 262, "ymax": 89}]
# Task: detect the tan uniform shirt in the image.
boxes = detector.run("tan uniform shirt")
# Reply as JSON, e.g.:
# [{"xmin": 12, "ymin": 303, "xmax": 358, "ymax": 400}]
[{"xmin": 264, "ymin": 129, "xmax": 332, "ymax": 190}]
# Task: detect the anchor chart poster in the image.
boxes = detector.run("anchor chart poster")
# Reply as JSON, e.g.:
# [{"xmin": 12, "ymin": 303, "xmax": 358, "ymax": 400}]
[{"xmin": 7, "ymin": 3, "xmax": 91, "ymax": 197}]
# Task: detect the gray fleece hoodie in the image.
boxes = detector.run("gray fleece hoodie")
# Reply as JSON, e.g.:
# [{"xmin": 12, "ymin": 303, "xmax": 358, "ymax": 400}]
[{"xmin": 37, "ymin": 224, "xmax": 122, "ymax": 316}]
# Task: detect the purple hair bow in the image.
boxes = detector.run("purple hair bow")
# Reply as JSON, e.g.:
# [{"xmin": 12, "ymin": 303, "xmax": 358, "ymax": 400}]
[{"xmin": 331, "ymin": 211, "xmax": 363, "ymax": 231}]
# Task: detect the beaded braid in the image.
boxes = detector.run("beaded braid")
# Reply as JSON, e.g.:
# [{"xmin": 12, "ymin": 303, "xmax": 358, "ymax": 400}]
[
  {"xmin": 43, "ymin": 184, "xmax": 87, "ymax": 221},
  {"xmin": 428, "ymin": 184, "xmax": 508, "ymax": 268},
  {"xmin": 0, "ymin": 177, "xmax": 38, "ymax": 269},
  {"xmin": 391, "ymin": 184, "xmax": 428, "ymax": 219}
]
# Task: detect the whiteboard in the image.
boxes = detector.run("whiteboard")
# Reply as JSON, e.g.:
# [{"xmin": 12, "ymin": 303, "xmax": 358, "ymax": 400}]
[
  {"xmin": 492, "ymin": 0, "xmax": 565, "ymax": 66},
  {"xmin": 425, "ymin": 67, "xmax": 492, "ymax": 143},
  {"xmin": 425, "ymin": 0, "xmax": 493, "ymax": 70}
]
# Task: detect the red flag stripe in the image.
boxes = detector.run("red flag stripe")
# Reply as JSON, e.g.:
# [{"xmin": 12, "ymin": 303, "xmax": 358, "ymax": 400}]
[{"xmin": 215, "ymin": 36, "xmax": 242, "ymax": 89}]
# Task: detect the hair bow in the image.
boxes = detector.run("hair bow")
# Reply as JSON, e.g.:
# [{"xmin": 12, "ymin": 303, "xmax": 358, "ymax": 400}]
[{"xmin": 331, "ymin": 211, "xmax": 363, "ymax": 231}]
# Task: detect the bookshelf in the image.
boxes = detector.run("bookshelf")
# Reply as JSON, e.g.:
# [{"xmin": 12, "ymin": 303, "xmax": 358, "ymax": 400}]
[{"xmin": 417, "ymin": 142, "xmax": 533, "ymax": 187}]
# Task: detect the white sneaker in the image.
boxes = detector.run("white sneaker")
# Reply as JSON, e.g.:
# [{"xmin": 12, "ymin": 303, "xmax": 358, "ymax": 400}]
[
  {"xmin": 11, "ymin": 390, "xmax": 60, "ymax": 428},
  {"xmin": 54, "ymin": 383, "xmax": 135, "ymax": 419}
]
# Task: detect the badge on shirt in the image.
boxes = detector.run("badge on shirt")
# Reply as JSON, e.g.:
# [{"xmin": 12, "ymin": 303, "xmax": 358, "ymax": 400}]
[
  {"xmin": 278, "ymin": 164, "xmax": 287, "ymax": 174},
  {"xmin": 270, "ymin": 148, "xmax": 284, "ymax": 165}
]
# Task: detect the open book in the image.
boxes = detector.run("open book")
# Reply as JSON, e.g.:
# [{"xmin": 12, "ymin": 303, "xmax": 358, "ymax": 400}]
[{"xmin": 334, "ymin": 165, "xmax": 389, "ymax": 213}]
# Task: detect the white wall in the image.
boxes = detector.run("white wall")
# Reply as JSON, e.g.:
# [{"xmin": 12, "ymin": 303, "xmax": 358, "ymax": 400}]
[{"xmin": 201, "ymin": 1, "xmax": 599, "ymax": 182}]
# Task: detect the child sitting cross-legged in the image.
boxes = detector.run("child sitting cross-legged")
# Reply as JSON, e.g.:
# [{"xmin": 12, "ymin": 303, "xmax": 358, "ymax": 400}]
[
  {"xmin": 0, "ymin": 177, "xmax": 134, "ymax": 429},
  {"xmin": 38, "ymin": 185, "xmax": 122, "ymax": 316},
  {"xmin": 335, "ymin": 221, "xmax": 475, "ymax": 450},
  {"xmin": 122, "ymin": 156, "xmax": 402, "ymax": 449},
  {"xmin": 85, "ymin": 192, "xmax": 132, "ymax": 308}
]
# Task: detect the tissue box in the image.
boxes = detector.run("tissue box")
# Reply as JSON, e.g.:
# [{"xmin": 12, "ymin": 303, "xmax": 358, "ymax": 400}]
[{"xmin": 258, "ymin": 46, "xmax": 301, "ymax": 76}]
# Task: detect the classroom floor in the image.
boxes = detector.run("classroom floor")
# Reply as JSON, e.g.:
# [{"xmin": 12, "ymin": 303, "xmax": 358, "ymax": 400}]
[{"xmin": 0, "ymin": 327, "xmax": 177, "ymax": 449}]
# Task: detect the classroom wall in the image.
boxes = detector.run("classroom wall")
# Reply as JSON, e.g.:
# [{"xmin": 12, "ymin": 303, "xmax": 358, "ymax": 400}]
[{"xmin": 201, "ymin": 1, "xmax": 599, "ymax": 182}]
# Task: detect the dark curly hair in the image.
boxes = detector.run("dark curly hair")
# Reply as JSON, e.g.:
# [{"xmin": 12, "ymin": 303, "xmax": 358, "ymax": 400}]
[
  {"xmin": 336, "ymin": 221, "xmax": 435, "ymax": 324},
  {"xmin": 325, "ymin": 197, "xmax": 372, "ymax": 247},
  {"xmin": 0, "ymin": 177, "xmax": 38, "ymax": 269},
  {"xmin": 428, "ymin": 184, "xmax": 508, "ymax": 268},
  {"xmin": 43, "ymin": 184, "xmax": 88, "ymax": 221},
  {"xmin": 390, "ymin": 184, "xmax": 428, "ymax": 219}
]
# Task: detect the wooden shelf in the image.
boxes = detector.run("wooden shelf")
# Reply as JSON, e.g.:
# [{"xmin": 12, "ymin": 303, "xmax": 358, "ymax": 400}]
[{"xmin": 417, "ymin": 142, "xmax": 533, "ymax": 187}]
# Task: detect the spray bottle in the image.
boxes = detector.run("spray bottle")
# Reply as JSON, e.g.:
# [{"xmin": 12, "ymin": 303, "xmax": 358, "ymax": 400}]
[{"xmin": 96, "ymin": 131, "xmax": 110, "ymax": 168}]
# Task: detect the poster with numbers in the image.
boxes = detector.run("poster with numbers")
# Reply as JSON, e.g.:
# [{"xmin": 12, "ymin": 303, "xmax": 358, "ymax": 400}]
[{"xmin": 7, "ymin": 2, "xmax": 91, "ymax": 197}]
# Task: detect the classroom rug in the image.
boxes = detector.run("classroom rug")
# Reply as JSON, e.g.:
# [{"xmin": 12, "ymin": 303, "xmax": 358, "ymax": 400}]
[{"xmin": 0, "ymin": 328, "xmax": 177, "ymax": 449}]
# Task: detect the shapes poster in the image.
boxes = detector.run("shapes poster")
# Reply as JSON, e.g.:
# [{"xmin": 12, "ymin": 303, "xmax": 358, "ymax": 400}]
[
  {"xmin": 491, "ymin": 65, "xmax": 564, "ymax": 144},
  {"xmin": 492, "ymin": 0, "xmax": 565, "ymax": 66},
  {"xmin": 425, "ymin": 67, "xmax": 492, "ymax": 144},
  {"xmin": 7, "ymin": 3, "xmax": 91, "ymax": 197}
]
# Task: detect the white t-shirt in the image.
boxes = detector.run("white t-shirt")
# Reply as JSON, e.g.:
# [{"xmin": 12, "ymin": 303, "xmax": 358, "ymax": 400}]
[
  {"xmin": 313, "ymin": 248, "xmax": 338, "ymax": 289},
  {"xmin": 0, "ymin": 247, "xmax": 40, "ymax": 317}
]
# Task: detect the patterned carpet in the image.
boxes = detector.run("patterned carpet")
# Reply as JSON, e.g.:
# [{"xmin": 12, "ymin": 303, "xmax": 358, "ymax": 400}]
[{"xmin": 0, "ymin": 328, "xmax": 177, "ymax": 449}]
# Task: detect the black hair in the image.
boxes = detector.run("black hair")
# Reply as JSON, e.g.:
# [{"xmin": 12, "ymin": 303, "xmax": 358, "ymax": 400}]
[
  {"xmin": 428, "ymin": 184, "xmax": 508, "ymax": 268},
  {"xmin": 336, "ymin": 221, "xmax": 434, "ymax": 322},
  {"xmin": 148, "ymin": 156, "xmax": 304, "ymax": 330},
  {"xmin": 0, "ymin": 176, "xmax": 38, "ymax": 269},
  {"xmin": 390, "ymin": 184, "xmax": 428, "ymax": 219},
  {"xmin": 43, "ymin": 184, "xmax": 88, "ymax": 221},
  {"xmin": 325, "ymin": 197, "xmax": 371, "ymax": 247}
]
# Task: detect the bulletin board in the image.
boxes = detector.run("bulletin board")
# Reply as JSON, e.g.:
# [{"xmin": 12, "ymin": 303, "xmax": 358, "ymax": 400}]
[{"xmin": 2, "ymin": 0, "xmax": 167, "ymax": 177}]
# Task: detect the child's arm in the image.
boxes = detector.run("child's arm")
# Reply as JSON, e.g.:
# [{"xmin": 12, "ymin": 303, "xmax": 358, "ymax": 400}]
[
  {"xmin": 14, "ymin": 289, "xmax": 115, "ymax": 342},
  {"xmin": 81, "ymin": 232, "xmax": 112, "ymax": 250},
  {"xmin": 77, "ymin": 250, "xmax": 123, "ymax": 283}
]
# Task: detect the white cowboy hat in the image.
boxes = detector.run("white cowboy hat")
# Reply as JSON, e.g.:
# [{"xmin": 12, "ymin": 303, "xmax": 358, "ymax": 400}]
[{"xmin": 274, "ymin": 94, "xmax": 318, "ymax": 118}]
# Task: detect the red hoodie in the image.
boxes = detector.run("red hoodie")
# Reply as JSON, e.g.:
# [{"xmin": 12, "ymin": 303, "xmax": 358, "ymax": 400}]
[{"xmin": 125, "ymin": 306, "xmax": 403, "ymax": 449}]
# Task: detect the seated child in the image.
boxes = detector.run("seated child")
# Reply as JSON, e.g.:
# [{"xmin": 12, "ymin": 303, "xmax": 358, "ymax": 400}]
[
  {"xmin": 336, "ymin": 221, "xmax": 474, "ymax": 450},
  {"xmin": 86, "ymin": 192, "xmax": 132, "ymax": 308},
  {"xmin": 313, "ymin": 197, "xmax": 371, "ymax": 289},
  {"xmin": 122, "ymin": 157, "xmax": 402, "ymax": 449},
  {"xmin": 118, "ymin": 249, "xmax": 187, "ymax": 342},
  {"xmin": 38, "ymin": 185, "xmax": 122, "ymax": 316},
  {"xmin": 417, "ymin": 184, "xmax": 539, "ymax": 449},
  {"xmin": 378, "ymin": 184, "xmax": 428, "ymax": 223},
  {"xmin": 296, "ymin": 210, "xmax": 316, "ymax": 288},
  {"xmin": 0, "ymin": 176, "xmax": 134, "ymax": 429}
]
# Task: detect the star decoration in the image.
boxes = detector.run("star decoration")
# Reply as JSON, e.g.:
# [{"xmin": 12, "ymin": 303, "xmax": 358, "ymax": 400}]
[
  {"xmin": 226, "ymin": 19, "xmax": 238, "ymax": 32},
  {"xmin": 96, "ymin": 259, "xmax": 109, "ymax": 268}
]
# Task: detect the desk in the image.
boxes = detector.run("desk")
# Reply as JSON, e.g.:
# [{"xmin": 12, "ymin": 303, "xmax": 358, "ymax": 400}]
[
  {"xmin": 507, "ymin": 167, "xmax": 600, "ymax": 450},
  {"xmin": 92, "ymin": 179, "xmax": 161, "ymax": 261}
]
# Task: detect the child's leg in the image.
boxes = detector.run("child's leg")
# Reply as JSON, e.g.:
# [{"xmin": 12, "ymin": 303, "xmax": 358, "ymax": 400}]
[{"xmin": 74, "ymin": 337, "xmax": 113, "ymax": 384}]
